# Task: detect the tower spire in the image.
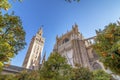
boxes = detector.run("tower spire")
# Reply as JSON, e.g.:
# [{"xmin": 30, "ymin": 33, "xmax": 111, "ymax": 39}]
[{"xmin": 37, "ymin": 26, "xmax": 43, "ymax": 36}]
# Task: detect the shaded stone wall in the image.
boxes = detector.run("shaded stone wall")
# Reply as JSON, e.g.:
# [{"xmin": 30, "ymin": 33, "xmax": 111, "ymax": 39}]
[{"xmin": 72, "ymin": 40, "xmax": 92, "ymax": 69}]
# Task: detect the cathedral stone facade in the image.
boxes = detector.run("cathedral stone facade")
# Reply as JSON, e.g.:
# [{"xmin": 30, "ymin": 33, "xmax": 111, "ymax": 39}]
[
  {"xmin": 22, "ymin": 28, "xmax": 45, "ymax": 70},
  {"xmin": 53, "ymin": 24, "xmax": 102, "ymax": 70}
]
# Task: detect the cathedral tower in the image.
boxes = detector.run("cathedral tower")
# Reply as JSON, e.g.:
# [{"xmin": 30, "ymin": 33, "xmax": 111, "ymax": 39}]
[{"xmin": 22, "ymin": 28, "xmax": 45, "ymax": 70}]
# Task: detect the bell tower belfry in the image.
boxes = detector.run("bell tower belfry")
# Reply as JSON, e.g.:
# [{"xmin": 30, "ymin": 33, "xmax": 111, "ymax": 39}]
[{"xmin": 22, "ymin": 28, "xmax": 45, "ymax": 70}]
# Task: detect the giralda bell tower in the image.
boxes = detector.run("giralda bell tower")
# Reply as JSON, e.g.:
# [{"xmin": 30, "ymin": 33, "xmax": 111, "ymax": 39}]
[{"xmin": 22, "ymin": 28, "xmax": 45, "ymax": 70}]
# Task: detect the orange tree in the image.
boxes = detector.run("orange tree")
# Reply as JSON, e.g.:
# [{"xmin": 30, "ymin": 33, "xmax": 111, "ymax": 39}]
[{"xmin": 93, "ymin": 21, "xmax": 120, "ymax": 75}]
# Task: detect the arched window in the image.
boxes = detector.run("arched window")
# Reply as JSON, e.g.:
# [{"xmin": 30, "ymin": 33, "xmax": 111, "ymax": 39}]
[
  {"xmin": 63, "ymin": 38, "xmax": 69, "ymax": 44},
  {"xmin": 65, "ymin": 38, "xmax": 69, "ymax": 43}
]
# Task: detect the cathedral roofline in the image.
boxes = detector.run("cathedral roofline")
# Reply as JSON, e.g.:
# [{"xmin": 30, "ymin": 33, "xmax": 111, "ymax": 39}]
[{"xmin": 56, "ymin": 24, "xmax": 81, "ymax": 41}]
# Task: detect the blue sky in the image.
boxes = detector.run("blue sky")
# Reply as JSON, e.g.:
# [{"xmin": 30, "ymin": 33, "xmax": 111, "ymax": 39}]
[{"xmin": 9, "ymin": 0, "xmax": 120, "ymax": 67}]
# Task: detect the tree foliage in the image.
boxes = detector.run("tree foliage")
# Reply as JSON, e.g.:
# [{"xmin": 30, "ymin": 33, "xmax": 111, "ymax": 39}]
[
  {"xmin": 93, "ymin": 70, "xmax": 111, "ymax": 80},
  {"xmin": 14, "ymin": 70, "xmax": 40, "ymax": 80},
  {"xmin": 93, "ymin": 21, "xmax": 120, "ymax": 75},
  {"xmin": 0, "ymin": 13, "xmax": 26, "ymax": 65},
  {"xmin": 0, "ymin": 0, "xmax": 22, "ymax": 10},
  {"xmin": 0, "ymin": 74, "xmax": 17, "ymax": 80},
  {"xmin": 39, "ymin": 52, "xmax": 72, "ymax": 80},
  {"xmin": 0, "ymin": 0, "xmax": 26, "ymax": 70},
  {"xmin": 71, "ymin": 67, "xmax": 93, "ymax": 80},
  {"xmin": 0, "ymin": 0, "xmax": 11, "ymax": 10}
]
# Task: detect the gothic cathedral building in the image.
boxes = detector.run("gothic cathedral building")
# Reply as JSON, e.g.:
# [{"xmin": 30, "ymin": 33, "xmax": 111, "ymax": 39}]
[
  {"xmin": 53, "ymin": 24, "xmax": 102, "ymax": 70},
  {"xmin": 22, "ymin": 28, "xmax": 45, "ymax": 70}
]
